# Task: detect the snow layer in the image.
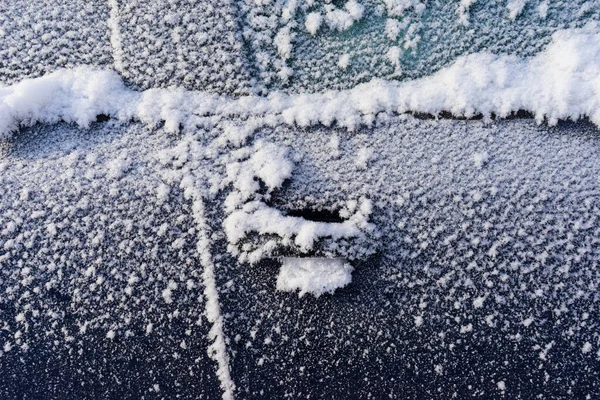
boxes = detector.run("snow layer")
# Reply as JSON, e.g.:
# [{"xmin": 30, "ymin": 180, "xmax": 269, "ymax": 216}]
[
  {"xmin": 0, "ymin": 123, "xmax": 225, "ymax": 398},
  {"xmin": 238, "ymin": 0, "xmax": 600, "ymax": 92},
  {"xmin": 2, "ymin": 115, "xmax": 600, "ymax": 398},
  {"xmin": 219, "ymin": 140, "xmax": 375, "ymax": 263},
  {"xmin": 0, "ymin": 0, "xmax": 112, "ymax": 84},
  {"xmin": 276, "ymin": 258, "xmax": 353, "ymax": 297},
  {"xmin": 324, "ymin": 1, "xmax": 365, "ymax": 32},
  {"xmin": 214, "ymin": 117, "xmax": 600, "ymax": 398},
  {"xmin": 2, "ymin": 27, "xmax": 600, "ymax": 141},
  {"xmin": 3, "ymin": 1, "xmax": 600, "ymax": 398},
  {"xmin": 106, "ymin": 0, "xmax": 251, "ymax": 94},
  {"xmin": 3, "ymin": 0, "xmax": 599, "ymax": 93},
  {"xmin": 224, "ymin": 199, "xmax": 372, "ymax": 257},
  {"xmin": 382, "ymin": 0, "xmax": 426, "ymax": 16}
]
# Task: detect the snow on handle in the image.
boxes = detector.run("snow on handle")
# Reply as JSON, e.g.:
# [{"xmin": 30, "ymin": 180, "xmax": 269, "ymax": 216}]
[
  {"xmin": 1, "ymin": 26, "xmax": 600, "ymax": 141},
  {"xmin": 220, "ymin": 140, "xmax": 376, "ymax": 264}
]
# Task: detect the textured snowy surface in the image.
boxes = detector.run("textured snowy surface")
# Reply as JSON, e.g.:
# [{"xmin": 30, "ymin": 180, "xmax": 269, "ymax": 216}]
[
  {"xmin": 2, "ymin": 117, "xmax": 600, "ymax": 398},
  {"xmin": 108, "ymin": 0, "xmax": 252, "ymax": 94},
  {"xmin": 239, "ymin": 0, "xmax": 600, "ymax": 92},
  {"xmin": 276, "ymin": 258, "xmax": 353, "ymax": 297},
  {"xmin": 2, "ymin": 1, "xmax": 600, "ymax": 398},
  {"xmin": 0, "ymin": 0, "xmax": 112, "ymax": 85},
  {"xmin": 0, "ymin": 123, "xmax": 222, "ymax": 398},
  {"xmin": 217, "ymin": 118, "xmax": 600, "ymax": 398},
  {"xmin": 3, "ymin": 0, "xmax": 600, "ymax": 91},
  {"xmin": 4, "ymin": 26, "xmax": 600, "ymax": 142}
]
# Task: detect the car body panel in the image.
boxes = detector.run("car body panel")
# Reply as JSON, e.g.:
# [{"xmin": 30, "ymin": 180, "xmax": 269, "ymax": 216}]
[{"xmin": 1, "ymin": 118, "xmax": 599, "ymax": 398}]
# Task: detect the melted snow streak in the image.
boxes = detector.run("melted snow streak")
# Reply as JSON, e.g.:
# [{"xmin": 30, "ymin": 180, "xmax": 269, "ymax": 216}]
[{"xmin": 1, "ymin": 27, "xmax": 600, "ymax": 141}]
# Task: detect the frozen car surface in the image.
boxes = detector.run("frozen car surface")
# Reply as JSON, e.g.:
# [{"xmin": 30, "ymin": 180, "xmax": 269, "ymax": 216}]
[
  {"xmin": 0, "ymin": 123, "xmax": 222, "ymax": 399},
  {"xmin": 2, "ymin": 119, "xmax": 600, "ymax": 399},
  {"xmin": 0, "ymin": 0, "xmax": 112, "ymax": 84},
  {"xmin": 1, "ymin": 1, "xmax": 600, "ymax": 399}
]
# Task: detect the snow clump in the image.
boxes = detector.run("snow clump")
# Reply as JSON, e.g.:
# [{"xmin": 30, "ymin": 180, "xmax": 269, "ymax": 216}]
[
  {"xmin": 3, "ymin": 27, "xmax": 600, "ymax": 140},
  {"xmin": 276, "ymin": 257, "xmax": 354, "ymax": 297},
  {"xmin": 221, "ymin": 141, "xmax": 375, "ymax": 263},
  {"xmin": 324, "ymin": 0, "xmax": 365, "ymax": 32},
  {"xmin": 305, "ymin": 12, "xmax": 323, "ymax": 35}
]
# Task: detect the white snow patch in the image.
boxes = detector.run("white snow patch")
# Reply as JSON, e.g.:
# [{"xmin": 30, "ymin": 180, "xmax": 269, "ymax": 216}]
[
  {"xmin": 582, "ymin": 342, "xmax": 592, "ymax": 354},
  {"xmin": 107, "ymin": 156, "xmax": 131, "ymax": 180},
  {"xmin": 2, "ymin": 27, "xmax": 600, "ymax": 139},
  {"xmin": 522, "ymin": 317, "xmax": 534, "ymax": 327},
  {"xmin": 537, "ymin": 1, "xmax": 549, "ymax": 19},
  {"xmin": 414, "ymin": 315, "xmax": 423, "ymax": 327},
  {"xmin": 506, "ymin": 0, "xmax": 526, "ymax": 20},
  {"xmin": 221, "ymin": 141, "xmax": 374, "ymax": 262},
  {"xmin": 305, "ymin": 12, "xmax": 323, "ymax": 36},
  {"xmin": 224, "ymin": 141, "xmax": 294, "ymax": 212},
  {"xmin": 161, "ymin": 281, "xmax": 177, "ymax": 304},
  {"xmin": 386, "ymin": 46, "xmax": 403, "ymax": 74},
  {"xmin": 156, "ymin": 183, "xmax": 171, "ymax": 204},
  {"xmin": 472, "ymin": 296, "xmax": 485, "ymax": 308},
  {"xmin": 276, "ymin": 257, "xmax": 353, "ymax": 297},
  {"xmin": 338, "ymin": 54, "xmax": 351, "ymax": 70},
  {"xmin": 219, "ymin": 121, "xmax": 261, "ymax": 147},
  {"xmin": 356, "ymin": 146, "xmax": 374, "ymax": 169},
  {"xmin": 382, "ymin": 0, "xmax": 426, "ymax": 17},
  {"xmin": 325, "ymin": 1, "xmax": 365, "ymax": 32},
  {"xmin": 472, "ymin": 152, "xmax": 488, "ymax": 169},
  {"xmin": 385, "ymin": 18, "xmax": 407, "ymax": 41},
  {"xmin": 345, "ymin": 0, "xmax": 365, "ymax": 20},
  {"xmin": 457, "ymin": 0, "xmax": 477, "ymax": 26},
  {"xmin": 46, "ymin": 222, "xmax": 57, "ymax": 236},
  {"xmin": 281, "ymin": 0, "xmax": 299, "ymax": 22},
  {"xmin": 278, "ymin": 66, "xmax": 294, "ymax": 83},
  {"xmin": 224, "ymin": 200, "xmax": 370, "ymax": 253},
  {"xmin": 107, "ymin": 0, "xmax": 126, "ymax": 73},
  {"xmin": 274, "ymin": 27, "xmax": 294, "ymax": 60},
  {"xmin": 0, "ymin": 67, "xmax": 130, "ymax": 140}
]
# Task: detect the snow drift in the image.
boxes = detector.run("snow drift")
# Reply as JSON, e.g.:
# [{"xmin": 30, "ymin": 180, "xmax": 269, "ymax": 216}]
[{"xmin": 1, "ymin": 26, "xmax": 600, "ymax": 140}]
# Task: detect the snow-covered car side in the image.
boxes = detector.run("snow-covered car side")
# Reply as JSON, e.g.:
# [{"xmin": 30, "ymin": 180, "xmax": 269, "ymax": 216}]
[{"xmin": 2, "ymin": 1, "xmax": 600, "ymax": 399}]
